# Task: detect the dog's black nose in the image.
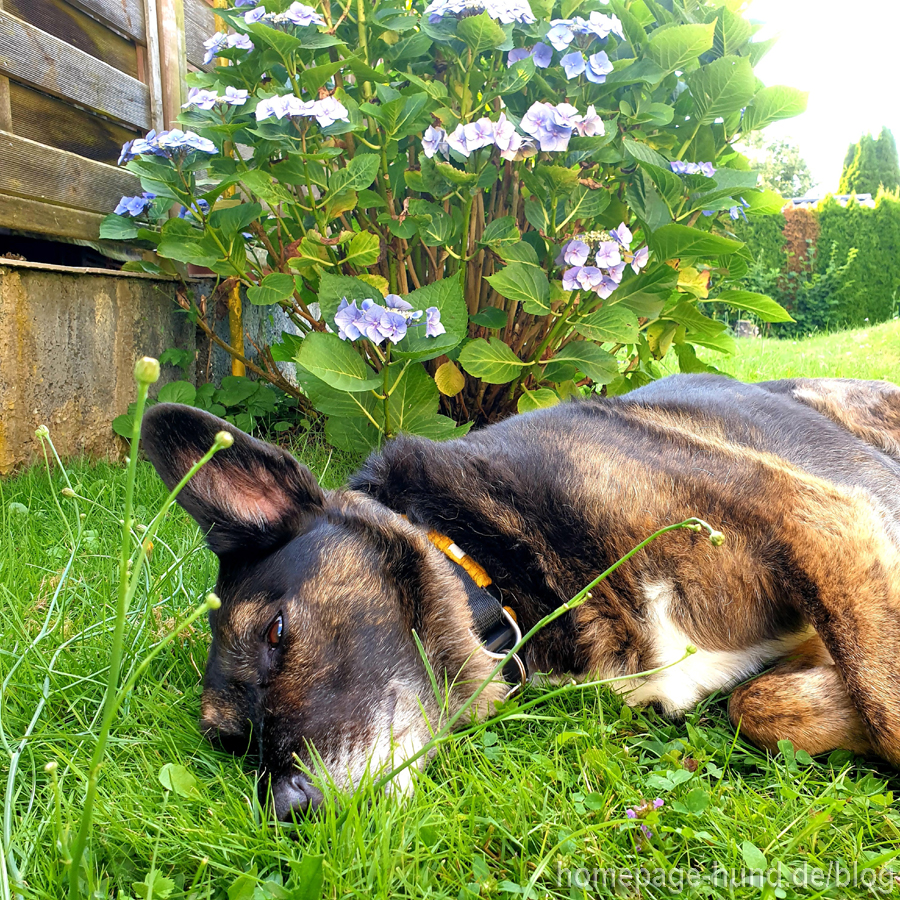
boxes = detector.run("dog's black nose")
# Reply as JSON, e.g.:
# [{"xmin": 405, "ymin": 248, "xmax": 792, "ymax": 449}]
[{"xmin": 271, "ymin": 772, "xmax": 323, "ymax": 821}]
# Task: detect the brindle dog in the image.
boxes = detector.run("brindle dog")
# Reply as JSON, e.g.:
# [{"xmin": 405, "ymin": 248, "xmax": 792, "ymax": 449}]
[{"xmin": 142, "ymin": 374, "xmax": 900, "ymax": 820}]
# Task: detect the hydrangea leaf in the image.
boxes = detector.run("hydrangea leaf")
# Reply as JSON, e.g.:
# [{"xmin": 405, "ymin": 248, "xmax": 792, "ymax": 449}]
[
  {"xmin": 646, "ymin": 22, "xmax": 715, "ymax": 73},
  {"xmin": 572, "ymin": 306, "xmax": 640, "ymax": 343},
  {"xmin": 247, "ymin": 272, "xmax": 296, "ymax": 306},
  {"xmin": 486, "ymin": 262, "xmax": 551, "ymax": 315},
  {"xmin": 541, "ymin": 342, "xmax": 619, "ymax": 384},
  {"xmin": 711, "ymin": 290, "xmax": 794, "ymax": 323},
  {"xmin": 456, "ymin": 12, "xmax": 507, "ymax": 55},
  {"xmin": 458, "ymin": 338, "xmax": 531, "ymax": 384},
  {"xmin": 517, "ymin": 388, "xmax": 560, "ymax": 414},
  {"xmin": 392, "ymin": 279, "xmax": 467, "ymax": 362},
  {"xmin": 296, "ymin": 331, "xmax": 382, "ymax": 392}
]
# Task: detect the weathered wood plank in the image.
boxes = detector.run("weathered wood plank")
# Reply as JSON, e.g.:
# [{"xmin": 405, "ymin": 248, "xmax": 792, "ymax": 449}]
[
  {"xmin": 0, "ymin": 193, "xmax": 106, "ymax": 240},
  {"xmin": 184, "ymin": 0, "xmax": 216, "ymax": 71},
  {"xmin": 0, "ymin": 132, "xmax": 139, "ymax": 215},
  {"xmin": 0, "ymin": 78, "xmax": 10, "ymax": 132},
  {"xmin": 66, "ymin": 0, "xmax": 146, "ymax": 43},
  {"xmin": 4, "ymin": 0, "xmax": 139, "ymax": 78},
  {"xmin": 0, "ymin": 11, "xmax": 151, "ymax": 128},
  {"xmin": 9, "ymin": 82, "xmax": 138, "ymax": 165},
  {"xmin": 141, "ymin": 0, "xmax": 165, "ymax": 131},
  {"xmin": 158, "ymin": 0, "xmax": 187, "ymax": 126}
]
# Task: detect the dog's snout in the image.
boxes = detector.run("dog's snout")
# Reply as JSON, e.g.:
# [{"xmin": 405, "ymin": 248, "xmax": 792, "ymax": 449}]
[{"xmin": 271, "ymin": 772, "xmax": 324, "ymax": 821}]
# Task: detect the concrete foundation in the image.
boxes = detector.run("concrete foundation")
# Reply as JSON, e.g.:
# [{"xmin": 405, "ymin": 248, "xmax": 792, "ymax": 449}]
[{"xmin": 0, "ymin": 260, "xmax": 207, "ymax": 473}]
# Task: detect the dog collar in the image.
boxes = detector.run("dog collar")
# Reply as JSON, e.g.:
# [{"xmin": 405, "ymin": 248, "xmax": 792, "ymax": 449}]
[{"xmin": 422, "ymin": 527, "xmax": 527, "ymax": 697}]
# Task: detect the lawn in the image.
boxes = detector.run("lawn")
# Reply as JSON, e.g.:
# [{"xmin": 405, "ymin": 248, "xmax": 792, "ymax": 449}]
[{"xmin": 2, "ymin": 324, "xmax": 899, "ymax": 900}]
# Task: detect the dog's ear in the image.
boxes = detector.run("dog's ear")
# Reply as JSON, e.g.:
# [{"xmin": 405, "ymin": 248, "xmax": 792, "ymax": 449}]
[{"xmin": 141, "ymin": 403, "xmax": 325, "ymax": 556}]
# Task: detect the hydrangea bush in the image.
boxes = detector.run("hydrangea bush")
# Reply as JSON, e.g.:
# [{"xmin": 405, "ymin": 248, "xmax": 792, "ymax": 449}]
[{"xmin": 102, "ymin": 0, "xmax": 805, "ymax": 451}]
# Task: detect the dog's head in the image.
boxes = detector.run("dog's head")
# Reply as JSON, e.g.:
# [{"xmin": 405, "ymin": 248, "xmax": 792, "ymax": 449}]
[{"xmin": 141, "ymin": 404, "xmax": 504, "ymax": 820}]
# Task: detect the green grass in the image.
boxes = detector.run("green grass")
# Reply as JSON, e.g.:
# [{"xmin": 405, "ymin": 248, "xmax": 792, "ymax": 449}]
[
  {"xmin": 2, "ymin": 330, "xmax": 900, "ymax": 900},
  {"xmin": 682, "ymin": 318, "xmax": 900, "ymax": 383}
]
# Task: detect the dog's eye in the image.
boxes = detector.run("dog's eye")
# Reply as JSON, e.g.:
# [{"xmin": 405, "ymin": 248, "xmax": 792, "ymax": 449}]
[{"xmin": 266, "ymin": 613, "xmax": 284, "ymax": 648}]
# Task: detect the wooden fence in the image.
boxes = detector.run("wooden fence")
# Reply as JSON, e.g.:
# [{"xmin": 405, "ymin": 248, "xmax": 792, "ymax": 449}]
[{"xmin": 0, "ymin": 0, "xmax": 217, "ymax": 242}]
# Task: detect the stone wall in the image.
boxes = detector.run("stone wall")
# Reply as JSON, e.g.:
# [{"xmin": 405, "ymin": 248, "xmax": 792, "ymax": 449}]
[{"xmin": 0, "ymin": 260, "xmax": 207, "ymax": 473}]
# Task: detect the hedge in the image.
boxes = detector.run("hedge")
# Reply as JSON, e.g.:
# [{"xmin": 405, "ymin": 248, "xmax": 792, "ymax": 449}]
[{"xmin": 735, "ymin": 191, "xmax": 900, "ymax": 333}]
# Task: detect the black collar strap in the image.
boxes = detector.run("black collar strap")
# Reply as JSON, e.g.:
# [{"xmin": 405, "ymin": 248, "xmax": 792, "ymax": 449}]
[{"xmin": 421, "ymin": 527, "xmax": 527, "ymax": 696}]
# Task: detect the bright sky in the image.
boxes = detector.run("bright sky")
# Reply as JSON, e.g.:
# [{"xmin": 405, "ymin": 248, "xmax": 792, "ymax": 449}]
[{"xmin": 748, "ymin": 0, "xmax": 900, "ymax": 194}]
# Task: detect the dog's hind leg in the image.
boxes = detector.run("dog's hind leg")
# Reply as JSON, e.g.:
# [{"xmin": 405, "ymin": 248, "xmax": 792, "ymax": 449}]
[{"xmin": 728, "ymin": 635, "xmax": 873, "ymax": 757}]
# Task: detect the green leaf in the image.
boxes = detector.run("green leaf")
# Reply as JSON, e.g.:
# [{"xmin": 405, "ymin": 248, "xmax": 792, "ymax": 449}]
[
  {"xmin": 499, "ymin": 241, "xmax": 541, "ymax": 266},
  {"xmin": 712, "ymin": 6, "xmax": 754, "ymax": 58},
  {"xmin": 486, "ymin": 263, "xmax": 551, "ymax": 315},
  {"xmin": 683, "ymin": 787, "xmax": 709, "ymax": 815},
  {"xmin": 158, "ymin": 763, "xmax": 199, "ymax": 798},
  {"xmin": 458, "ymin": 338, "xmax": 530, "ymax": 384},
  {"xmin": 296, "ymin": 369, "xmax": 383, "ymax": 423},
  {"xmin": 469, "ymin": 306, "xmax": 508, "ymax": 329},
  {"xmin": 742, "ymin": 85, "xmax": 809, "ymax": 132},
  {"xmin": 343, "ymin": 231, "xmax": 381, "ymax": 268},
  {"xmin": 523, "ymin": 198, "xmax": 551, "ymax": 234},
  {"xmin": 741, "ymin": 841, "xmax": 767, "ymax": 871},
  {"xmin": 290, "ymin": 855, "xmax": 325, "ymax": 900},
  {"xmin": 605, "ymin": 58, "xmax": 668, "ymax": 87},
  {"xmin": 209, "ymin": 202, "xmax": 262, "ymax": 238},
  {"xmin": 227, "ymin": 873, "xmax": 259, "ymax": 900},
  {"xmin": 157, "ymin": 381, "xmax": 196, "ymax": 405},
  {"xmin": 433, "ymin": 159, "xmax": 478, "ymax": 186},
  {"xmin": 247, "ymin": 272, "xmax": 296, "ymax": 306},
  {"xmin": 517, "ymin": 388, "xmax": 559, "ymax": 414},
  {"xmin": 558, "ymin": 185, "xmax": 610, "ymax": 228},
  {"xmin": 385, "ymin": 361, "xmax": 439, "ymax": 436},
  {"xmin": 712, "ymin": 289, "xmax": 794, "ymax": 323},
  {"xmin": 133, "ymin": 872, "xmax": 175, "ymax": 900},
  {"xmin": 541, "ymin": 342, "xmax": 619, "ymax": 384},
  {"xmin": 645, "ymin": 22, "xmax": 715, "ymax": 73},
  {"xmin": 456, "ymin": 12, "xmax": 507, "ymax": 54},
  {"xmin": 99, "ymin": 213, "xmax": 139, "ymax": 241},
  {"xmin": 296, "ymin": 331, "xmax": 382, "ymax": 392},
  {"xmin": 650, "ymin": 224, "xmax": 743, "ymax": 260},
  {"xmin": 329, "ymin": 154, "xmax": 381, "ymax": 196},
  {"xmin": 325, "ymin": 415, "xmax": 382, "ymax": 454},
  {"xmin": 687, "ymin": 56, "xmax": 756, "ymax": 125},
  {"xmin": 392, "ymin": 279, "xmax": 467, "ymax": 362},
  {"xmin": 621, "ymin": 139, "xmax": 671, "ymax": 171},
  {"xmin": 490, "ymin": 56, "xmax": 535, "ymax": 98},
  {"xmin": 626, "ymin": 172, "xmax": 672, "ymax": 231},
  {"xmin": 612, "ymin": 264, "xmax": 678, "ymax": 318},
  {"xmin": 112, "ymin": 414, "xmax": 134, "ymax": 438},
  {"xmin": 479, "ymin": 216, "xmax": 520, "ymax": 247},
  {"xmin": 572, "ymin": 306, "xmax": 640, "ymax": 343}
]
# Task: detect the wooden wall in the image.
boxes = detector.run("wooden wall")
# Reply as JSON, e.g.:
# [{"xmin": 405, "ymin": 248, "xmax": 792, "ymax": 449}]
[{"xmin": 0, "ymin": 0, "xmax": 216, "ymax": 242}]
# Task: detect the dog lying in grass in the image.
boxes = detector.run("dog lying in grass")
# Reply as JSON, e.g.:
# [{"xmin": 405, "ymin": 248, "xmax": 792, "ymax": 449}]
[{"xmin": 142, "ymin": 374, "xmax": 900, "ymax": 820}]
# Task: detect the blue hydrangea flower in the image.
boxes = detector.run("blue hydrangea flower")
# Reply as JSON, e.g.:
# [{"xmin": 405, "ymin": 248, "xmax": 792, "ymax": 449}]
[
  {"xmin": 226, "ymin": 33, "xmax": 254, "ymax": 51},
  {"xmin": 114, "ymin": 193, "xmax": 155, "ymax": 217},
  {"xmin": 584, "ymin": 11, "xmax": 623, "ymax": 40},
  {"xmin": 532, "ymin": 43, "xmax": 552, "ymax": 68},
  {"xmin": 446, "ymin": 123, "xmax": 472, "ymax": 158},
  {"xmin": 606, "ymin": 262, "xmax": 626, "ymax": 284},
  {"xmin": 585, "ymin": 50, "xmax": 613, "ymax": 84},
  {"xmin": 244, "ymin": 6, "xmax": 267, "ymax": 22},
  {"xmin": 203, "ymin": 32, "xmax": 227, "ymax": 65},
  {"xmin": 423, "ymin": 0, "xmax": 535, "ymax": 25},
  {"xmin": 377, "ymin": 308, "xmax": 409, "ymax": 344},
  {"xmin": 521, "ymin": 102, "xmax": 574, "ymax": 152},
  {"xmin": 507, "ymin": 47, "xmax": 531, "ymax": 66},
  {"xmin": 385, "ymin": 293, "xmax": 414, "ymax": 312},
  {"xmin": 422, "ymin": 125, "xmax": 449, "ymax": 159},
  {"xmin": 546, "ymin": 21, "xmax": 575, "ymax": 51},
  {"xmin": 493, "ymin": 114, "xmax": 522, "ymax": 159},
  {"xmin": 594, "ymin": 242, "xmax": 621, "ymax": 269},
  {"xmin": 729, "ymin": 198, "xmax": 750, "ymax": 221},
  {"xmin": 178, "ymin": 199, "xmax": 211, "ymax": 219},
  {"xmin": 670, "ymin": 160, "xmax": 716, "ymax": 177},
  {"xmin": 223, "ymin": 86, "xmax": 249, "ymax": 106},
  {"xmin": 595, "ymin": 275, "xmax": 618, "ymax": 299},
  {"xmin": 425, "ymin": 307, "xmax": 445, "ymax": 338},
  {"xmin": 311, "ymin": 96, "xmax": 348, "ymax": 127},
  {"xmin": 560, "ymin": 51, "xmax": 585, "ymax": 79},
  {"xmin": 234, "ymin": 0, "xmax": 258, "ymax": 6}
]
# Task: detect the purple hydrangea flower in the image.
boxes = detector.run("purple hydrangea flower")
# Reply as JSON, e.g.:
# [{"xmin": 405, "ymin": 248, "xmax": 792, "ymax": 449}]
[
  {"xmin": 446, "ymin": 123, "xmax": 471, "ymax": 158},
  {"xmin": 425, "ymin": 306, "xmax": 445, "ymax": 338},
  {"xmin": 507, "ymin": 47, "xmax": 531, "ymax": 66},
  {"xmin": 698, "ymin": 161, "xmax": 715, "ymax": 178},
  {"xmin": 423, "ymin": 0, "xmax": 535, "ymax": 25},
  {"xmin": 670, "ymin": 160, "xmax": 716, "ymax": 177},
  {"xmin": 223, "ymin": 86, "xmax": 249, "ymax": 106},
  {"xmin": 183, "ymin": 88, "xmax": 219, "ymax": 110},
  {"xmin": 244, "ymin": 6, "xmax": 267, "ymax": 23},
  {"xmin": 334, "ymin": 298, "xmax": 364, "ymax": 340},
  {"xmin": 594, "ymin": 242, "xmax": 621, "ymax": 269},
  {"xmin": 610, "ymin": 222, "xmax": 632, "ymax": 248},
  {"xmin": 385, "ymin": 293, "xmax": 414, "ymax": 311},
  {"xmin": 560, "ymin": 51, "xmax": 585, "ymax": 79},
  {"xmin": 521, "ymin": 102, "xmax": 575, "ymax": 153},
  {"xmin": 281, "ymin": 2, "xmax": 325, "ymax": 26},
  {"xmin": 226, "ymin": 32, "xmax": 254, "ymax": 51},
  {"xmin": 558, "ymin": 239, "xmax": 590, "ymax": 267},
  {"xmin": 463, "ymin": 117, "xmax": 496, "ymax": 151},
  {"xmin": 595, "ymin": 275, "xmax": 618, "ymax": 298},
  {"xmin": 118, "ymin": 140, "xmax": 136, "ymax": 165},
  {"xmin": 630, "ymin": 245, "xmax": 649, "ymax": 272},
  {"xmin": 585, "ymin": 11, "xmax": 623, "ymax": 40},
  {"xmin": 606, "ymin": 262, "xmax": 626, "ymax": 284},
  {"xmin": 546, "ymin": 21, "xmax": 575, "ymax": 51},
  {"xmin": 234, "ymin": 0, "xmax": 258, "ymax": 6},
  {"xmin": 585, "ymin": 50, "xmax": 613, "ymax": 84},
  {"xmin": 377, "ymin": 308, "xmax": 409, "ymax": 344},
  {"xmin": 114, "ymin": 193, "xmax": 155, "ymax": 217},
  {"xmin": 552, "ymin": 102, "xmax": 582, "ymax": 130},
  {"xmin": 422, "ymin": 125, "xmax": 449, "ymax": 159},
  {"xmin": 493, "ymin": 114, "xmax": 522, "ymax": 159},
  {"xmin": 256, "ymin": 96, "xmax": 291, "ymax": 120},
  {"xmin": 670, "ymin": 160, "xmax": 690, "ymax": 174},
  {"xmin": 577, "ymin": 104, "xmax": 604, "ymax": 137}
]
